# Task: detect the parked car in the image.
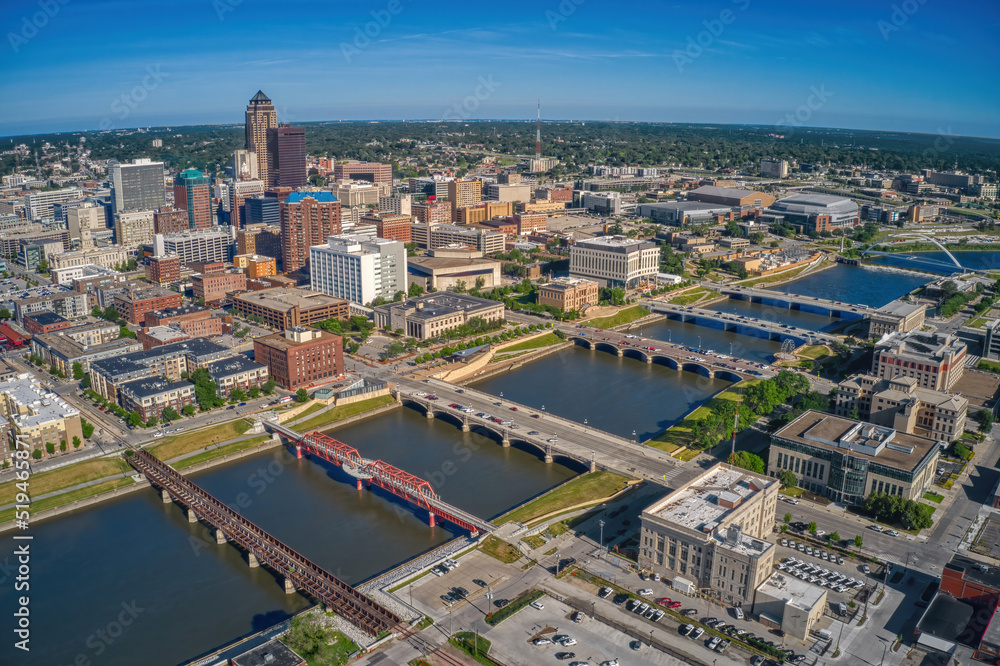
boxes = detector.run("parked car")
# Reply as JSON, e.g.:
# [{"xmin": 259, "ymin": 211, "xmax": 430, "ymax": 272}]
[
  {"xmin": 530, "ymin": 600, "xmax": 545, "ymax": 610},
  {"xmin": 533, "ymin": 637, "xmax": 552, "ymax": 646},
  {"xmin": 690, "ymin": 627, "xmax": 704, "ymax": 640},
  {"xmin": 638, "ymin": 588, "xmax": 653, "ymax": 596}
]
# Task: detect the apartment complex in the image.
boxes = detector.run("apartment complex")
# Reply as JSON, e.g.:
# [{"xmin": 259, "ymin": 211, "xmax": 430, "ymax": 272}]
[
  {"xmin": 378, "ymin": 193, "xmax": 411, "ymax": 215},
  {"xmin": 412, "ymin": 199, "xmax": 450, "ymax": 224},
  {"xmin": 229, "ymin": 179, "xmax": 266, "ymax": 228},
  {"xmin": 280, "ymin": 192, "xmax": 341, "ymax": 272},
  {"xmin": 569, "ymin": 236, "xmax": 659, "ymax": 288},
  {"xmin": 206, "ymin": 356, "xmax": 269, "ymax": 397},
  {"xmin": 233, "ymin": 253, "xmax": 277, "ymax": 279},
  {"xmin": 309, "ymin": 235, "xmax": 407, "ymax": 306},
  {"xmin": 31, "ymin": 330, "xmax": 142, "ymax": 375},
  {"xmin": 0, "ymin": 375, "xmax": 83, "ymax": 460},
  {"xmin": 373, "ymin": 292, "xmax": 504, "ymax": 340},
  {"xmin": 119, "ymin": 378, "xmax": 195, "ymax": 422},
  {"xmin": 232, "ymin": 288, "xmax": 349, "ymax": 330},
  {"xmin": 835, "ymin": 373, "xmax": 967, "ymax": 443},
  {"xmin": 538, "ymin": 277, "xmax": 600, "ymax": 312},
  {"xmin": 769, "ymin": 410, "xmax": 940, "ymax": 503},
  {"xmin": 254, "ymin": 326, "xmax": 344, "ymax": 390},
  {"xmin": 456, "ymin": 202, "xmax": 514, "ymax": 226},
  {"xmin": 359, "ymin": 212, "xmax": 412, "ymax": 243},
  {"xmin": 638, "ymin": 465, "xmax": 779, "ymax": 605},
  {"xmin": 15, "ymin": 291, "xmax": 89, "ymax": 324},
  {"xmin": 873, "ymin": 331, "xmax": 967, "ymax": 392},
  {"xmin": 867, "ymin": 301, "xmax": 927, "ymax": 338}
]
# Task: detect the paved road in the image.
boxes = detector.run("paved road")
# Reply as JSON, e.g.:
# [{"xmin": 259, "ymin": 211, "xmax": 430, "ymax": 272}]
[{"xmin": 395, "ymin": 375, "xmax": 686, "ymax": 486}]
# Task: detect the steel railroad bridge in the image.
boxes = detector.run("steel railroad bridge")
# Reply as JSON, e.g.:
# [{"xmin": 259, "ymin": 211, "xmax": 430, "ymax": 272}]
[{"xmin": 126, "ymin": 448, "xmax": 402, "ymax": 638}]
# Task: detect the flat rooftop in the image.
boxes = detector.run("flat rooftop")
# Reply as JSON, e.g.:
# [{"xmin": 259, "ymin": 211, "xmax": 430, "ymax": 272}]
[
  {"xmin": 773, "ymin": 410, "xmax": 939, "ymax": 471},
  {"xmin": 576, "ymin": 235, "xmax": 655, "ymax": 252},
  {"xmin": 408, "ymin": 256, "xmax": 499, "ymax": 271},
  {"xmin": 917, "ymin": 593, "xmax": 975, "ymax": 645},
  {"xmin": 757, "ymin": 572, "xmax": 827, "ymax": 611},
  {"xmin": 0, "ymin": 374, "xmax": 80, "ymax": 428},
  {"xmin": 945, "ymin": 554, "xmax": 1000, "ymax": 592},
  {"xmin": 876, "ymin": 331, "xmax": 965, "ymax": 361},
  {"xmin": 643, "ymin": 466, "xmax": 773, "ymax": 532},
  {"xmin": 877, "ymin": 300, "xmax": 926, "ymax": 318},
  {"xmin": 234, "ymin": 288, "xmax": 348, "ymax": 312}
]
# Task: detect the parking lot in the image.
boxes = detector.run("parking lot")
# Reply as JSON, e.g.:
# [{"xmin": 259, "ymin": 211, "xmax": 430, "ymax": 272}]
[
  {"xmin": 409, "ymin": 551, "xmax": 513, "ymax": 613},
  {"xmin": 487, "ymin": 593, "xmax": 696, "ymax": 666},
  {"xmin": 0, "ymin": 277, "xmax": 68, "ymax": 312}
]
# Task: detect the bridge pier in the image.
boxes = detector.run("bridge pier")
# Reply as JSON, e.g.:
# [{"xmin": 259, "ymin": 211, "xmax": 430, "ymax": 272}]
[
  {"xmin": 428, "ymin": 512, "xmax": 436, "ymax": 528},
  {"xmin": 215, "ymin": 529, "xmax": 227, "ymax": 545},
  {"xmin": 544, "ymin": 446, "xmax": 553, "ymax": 464},
  {"xmin": 356, "ymin": 479, "xmax": 364, "ymax": 491},
  {"xmin": 248, "ymin": 552, "xmax": 259, "ymax": 568},
  {"xmin": 283, "ymin": 577, "xmax": 296, "ymax": 594},
  {"xmin": 645, "ymin": 356, "xmax": 652, "ymax": 364},
  {"xmin": 502, "ymin": 431, "xmax": 510, "ymax": 447},
  {"xmin": 616, "ymin": 349, "xmax": 623, "ymax": 357},
  {"xmin": 590, "ymin": 460, "xmax": 597, "ymax": 473},
  {"xmin": 425, "ymin": 410, "xmax": 434, "ymax": 419},
  {"xmin": 187, "ymin": 508, "xmax": 198, "ymax": 523},
  {"xmin": 295, "ymin": 443, "xmax": 302, "ymax": 459},
  {"xmin": 461, "ymin": 422, "xmax": 470, "ymax": 432},
  {"xmin": 161, "ymin": 489, "xmax": 171, "ymax": 503}
]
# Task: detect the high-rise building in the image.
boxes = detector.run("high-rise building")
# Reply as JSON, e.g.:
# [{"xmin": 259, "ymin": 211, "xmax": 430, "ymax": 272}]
[
  {"xmin": 379, "ymin": 193, "xmax": 412, "ymax": 216},
  {"xmin": 229, "ymin": 180, "xmax": 265, "ymax": 228},
  {"xmin": 760, "ymin": 158, "xmax": 789, "ymax": 178},
  {"xmin": 280, "ymin": 192, "xmax": 341, "ymax": 273},
  {"xmin": 109, "ymin": 159, "xmax": 165, "ymax": 213},
  {"xmin": 245, "ymin": 196, "xmax": 280, "ymax": 225},
  {"xmin": 153, "ymin": 207, "xmax": 190, "ymax": 235},
  {"xmin": 236, "ymin": 223, "xmax": 282, "ymax": 260},
  {"xmin": 245, "ymin": 91, "xmax": 277, "ymax": 188},
  {"xmin": 569, "ymin": 236, "xmax": 660, "ymax": 288},
  {"xmin": 233, "ymin": 149, "xmax": 258, "ymax": 180},
  {"xmin": 172, "ymin": 169, "xmax": 212, "ymax": 230},
  {"xmin": 309, "ymin": 235, "xmax": 407, "ymax": 305},
  {"xmin": 448, "ymin": 178, "xmax": 482, "ymax": 222},
  {"xmin": 115, "ymin": 210, "xmax": 156, "ymax": 250},
  {"xmin": 266, "ymin": 125, "xmax": 306, "ymax": 188},
  {"xmin": 412, "ymin": 198, "xmax": 450, "ymax": 224},
  {"xmin": 254, "ymin": 326, "xmax": 344, "ymax": 390},
  {"xmin": 24, "ymin": 188, "xmax": 80, "ymax": 221},
  {"xmin": 153, "ymin": 229, "xmax": 233, "ymax": 266}
]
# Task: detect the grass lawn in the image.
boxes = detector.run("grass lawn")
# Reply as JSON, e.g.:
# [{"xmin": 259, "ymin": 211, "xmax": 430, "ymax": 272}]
[
  {"xmin": 967, "ymin": 317, "xmax": 988, "ymax": 329},
  {"xmin": 479, "ymin": 535, "xmax": 522, "ymax": 564},
  {"xmin": 296, "ymin": 394, "xmax": 397, "ymax": 431},
  {"xmin": 484, "ymin": 589, "xmax": 545, "ymax": 626},
  {"xmin": 522, "ymin": 534, "xmax": 546, "ymax": 549},
  {"xmin": 147, "ymin": 420, "xmax": 253, "ymax": 462},
  {"xmin": 495, "ymin": 332, "xmax": 563, "ymax": 354},
  {"xmin": 173, "ymin": 435, "xmax": 273, "ymax": 470},
  {"xmin": 0, "ymin": 457, "xmax": 130, "ymax": 506},
  {"xmin": 780, "ymin": 487, "xmax": 805, "ymax": 498},
  {"xmin": 647, "ymin": 380, "xmax": 757, "ymax": 453},
  {"xmin": 669, "ymin": 287, "xmax": 719, "ymax": 305},
  {"xmin": 450, "ymin": 632, "xmax": 498, "ymax": 666},
  {"xmin": 798, "ymin": 345, "xmax": 831, "ymax": 360},
  {"xmin": 500, "ymin": 471, "xmax": 630, "ymax": 525},
  {"xmin": 290, "ymin": 401, "xmax": 325, "ymax": 421},
  {"xmin": 741, "ymin": 261, "xmax": 817, "ymax": 287},
  {"xmin": 0, "ymin": 477, "xmax": 135, "ymax": 524},
  {"xmin": 978, "ymin": 359, "xmax": 1000, "ymax": 373},
  {"xmin": 585, "ymin": 305, "xmax": 649, "ymax": 329}
]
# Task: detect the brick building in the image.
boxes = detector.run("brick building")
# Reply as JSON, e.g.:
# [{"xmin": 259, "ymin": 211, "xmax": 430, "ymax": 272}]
[
  {"xmin": 254, "ymin": 326, "xmax": 344, "ymax": 390},
  {"xmin": 333, "ymin": 161, "xmax": 392, "ymax": 184},
  {"xmin": 206, "ymin": 356, "xmax": 269, "ymax": 397},
  {"xmin": 118, "ymin": 377, "xmax": 194, "ymax": 421},
  {"xmin": 113, "ymin": 286, "xmax": 184, "ymax": 325},
  {"xmin": 191, "ymin": 270, "xmax": 247, "ymax": 304},
  {"xmin": 23, "ymin": 311, "xmax": 73, "ymax": 336},
  {"xmin": 153, "ymin": 207, "xmax": 190, "ymax": 235},
  {"xmin": 280, "ymin": 192, "xmax": 341, "ymax": 272},
  {"xmin": 538, "ymin": 277, "xmax": 600, "ymax": 312},
  {"xmin": 233, "ymin": 253, "xmax": 277, "ymax": 279},
  {"xmin": 145, "ymin": 255, "xmax": 181, "ymax": 284}
]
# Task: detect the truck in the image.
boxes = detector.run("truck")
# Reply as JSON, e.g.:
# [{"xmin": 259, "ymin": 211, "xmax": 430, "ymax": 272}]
[{"xmin": 671, "ymin": 576, "xmax": 695, "ymax": 596}]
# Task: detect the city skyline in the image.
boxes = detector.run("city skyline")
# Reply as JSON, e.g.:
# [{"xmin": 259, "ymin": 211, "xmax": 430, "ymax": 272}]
[{"xmin": 1, "ymin": 0, "xmax": 998, "ymax": 138}]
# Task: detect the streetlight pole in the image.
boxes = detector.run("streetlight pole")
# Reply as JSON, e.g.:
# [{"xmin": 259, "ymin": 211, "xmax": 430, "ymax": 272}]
[
  {"xmin": 599, "ymin": 520, "xmax": 605, "ymax": 557},
  {"xmin": 698, "ymin": 335, "xmax": 702, "ymax": 351}
]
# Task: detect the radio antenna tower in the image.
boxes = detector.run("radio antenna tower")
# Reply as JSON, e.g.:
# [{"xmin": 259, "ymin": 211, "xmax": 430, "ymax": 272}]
[{"xmin": 535, "ymin": 99, "xmax": 541, "ymax": 160}]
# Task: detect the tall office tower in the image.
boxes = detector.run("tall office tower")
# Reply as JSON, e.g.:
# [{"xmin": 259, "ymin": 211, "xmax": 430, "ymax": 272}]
[
  {"xmin": 109, "ymin": 158, "xmax": 166, "ymax": 213},
  {"xmin": 233, "ymin": 149, "xmax": 258, "ymax": 180},
  {"xmin": 266, "ymin": 125, "xmax": 306, "ymax": 188},
  {"xmin": 172, "ymin": 169, "xmax": 212, "ymax": 230},
  {"xmin": 229, "ymin": 180, "xmax": 265, "ymax": 228},
  {"xmin": 280, "ymin": 192, "xmax": 341, "ymax": 273},
  {"xmin": 447, "ymin": 178, "xmax": 482, "ymax": 222},
  {"xmin": 245, "ymin": 91, "xmax": 277, "ymax": 188}
]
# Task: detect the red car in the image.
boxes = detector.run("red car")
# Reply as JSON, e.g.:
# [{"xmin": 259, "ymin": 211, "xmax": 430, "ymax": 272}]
[
  {"xmin": 531, "ymin": 414, "xmax": 541, "ymax": 418},
  {"xmin": 655, "ymin": 597, "xmax": 672, "ymax": 605},
  {"xmin": 668, "ymin": 601, "xmax": 682, "ymax": 609},
  {"xmin": 509, "ymin": 407, "xmax": 517, "ymax": 411}
]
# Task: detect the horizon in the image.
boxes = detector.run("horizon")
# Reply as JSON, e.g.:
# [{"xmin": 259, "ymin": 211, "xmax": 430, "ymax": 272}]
[{"xmin": 2, "ymin": 0, "xmax": 998, "ymax": 139}]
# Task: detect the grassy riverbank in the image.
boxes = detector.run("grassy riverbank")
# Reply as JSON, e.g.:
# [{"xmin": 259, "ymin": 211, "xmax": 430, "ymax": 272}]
[
  {"xmin": 585, "ymin": 306, "xmax": 649, "ymax": 328},
  {"xmin": 499, "ymin": 471, "xmax": 630, "ymax": 526},
  {"xmin": 295, "ymin": 394, "xmax": 396, "ymax": 430},
  {"xmin": 647, "ymin": 380, "xmax": 757, "ymax": 455}
]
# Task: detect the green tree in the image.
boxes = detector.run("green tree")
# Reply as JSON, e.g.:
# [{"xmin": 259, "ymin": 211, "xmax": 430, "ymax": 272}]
[
  {"xmin": 854, "ymin": 535, "xmax": 863, "ymax": 549},
  {"xmin": 72, "ymin": 362, "xmax": 84, "ymax": 380},
  {"xmin": 45, "ymin": 442, "xmax": 55, "ymax": 455},
  {"xmin": 161, "ymin": 406, "xmax": 179, "ymax": 422},
  {"xmin": 385, "ymin": 341, "xmax": 406, "ymax": 358},
  {"xmin": 190, "ymin": 368, "xmax": 224, "ymax": 411},
  {"xmin": 978, "ymin": 409, "xmax": 994, "ymax": 433},
  {"xmin": 128, "ymin": 411, "xmax": 143, "ymax": 427},
  {"xmin": 829, "ymin": 531, "xmax": 841, "ymax": 544},
  {"xmin": 72, "ymin": 436, "xmax": 81, "ymax": 448},
  {"xmin": 248, "ymin": 386, "xmax": 260, "ymax": 399},
  {"xmin": 408, "ymin": 281, "xmax": 425, "ymax": 297},
  {"xmin": 808, "ymin": 522, "xmax": 817, "ymax": 535},
  {"xmin": 296, "ymin": 388, "xmax": 309, "ymax": 402},
  {"xmin": 0, "ymin": 308, "xmax": 10, "ymax": 320},
  {"xmin": 784, "ymin": 512, "xmax": 792, "ymax": 524},
  {"xmin": 32, "ymin": 449, "xmax": 41, "ymax": 460},
  {"xmin": 779, "ymin": 470, "xmax": 797, "ymax": 488},
  {"xmin": 146, "ymin": 416, "xmax": 158, "ymax": 428},
  {"xmin": 262, "ymin": 379, "xmax": 276, "ymax": 395},
  {"xmin": 81, "ymin": 419, "xmax": 95, "ymax": 438},
  {"xmin": 182, "ymin": 405, "xmax": 195, "ymax": 417},
  {"xmin": 731, "ymin": 451, "xmax": 765, "ymax": 474},
  {"xmin": 229, "ymin": 387, "xmax": 247, "ymax": 403}
]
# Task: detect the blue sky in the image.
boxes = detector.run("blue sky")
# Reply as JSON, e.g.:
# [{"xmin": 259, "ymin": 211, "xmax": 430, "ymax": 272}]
[{"xmin": 1, "ymin": 0, "xmax": 998, "ymax": 137}]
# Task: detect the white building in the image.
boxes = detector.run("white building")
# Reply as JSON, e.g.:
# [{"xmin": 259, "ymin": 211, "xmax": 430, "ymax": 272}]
[
  {"xmin": 49, "ymin": 246, "xmax": 129, "ymax": 271},
  {"xmin": 577, "ymin": 190, "xmax": 624, "ymax": 215},
  {"xmin": 760, "ymin": 158, "xmax": 789, "ymax": 178},
  {"xmin": 309, "ymin": 234, "xmax": 407, "ymax": 306},
  {"xmin": 114, "ymin": 210, "xmax": 155, "ymax": 251},
  {"xmin": 484, "ymin": 183, "xmax": 531, "ymax": 203},
  {"xmin": 24, "ymin": 188, "xmax": 79, "ymax": 221},
  {"xmin": 153, "ymin": 228, "xmax": 233, "ymax": 266},
  {"xmin": 569, "ymin": 235, "xmax": 660, "ymax": 288},
  {"xmin": 109, "ymin": 158, "xmax": 165, "ymax": 213}
]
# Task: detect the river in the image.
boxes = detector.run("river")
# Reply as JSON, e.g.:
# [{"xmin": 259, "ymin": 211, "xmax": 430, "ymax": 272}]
[
  {"xmin": 1, "ymin": 346, "xmax": 727, "ymax": 665},
  {"xmin": 868, "ymin": 250, "xmax": 1000, "ymax": 274}
]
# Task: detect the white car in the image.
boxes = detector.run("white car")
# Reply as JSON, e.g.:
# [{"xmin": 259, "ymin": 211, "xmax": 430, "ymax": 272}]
[
  {"xmin": 886, "ymin": 529, "xmax": 900, "ymax": 537},
  {"xmin": 638, "ymin": 588, "xmax": 653, "ymax": 596},
  {"xmin": 153, "ymin": 431, "xmax": 164, "ymax": 438},
  {"xmin": 530, "ymin": 600, "xmax": 545, "ymax": 610}
]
